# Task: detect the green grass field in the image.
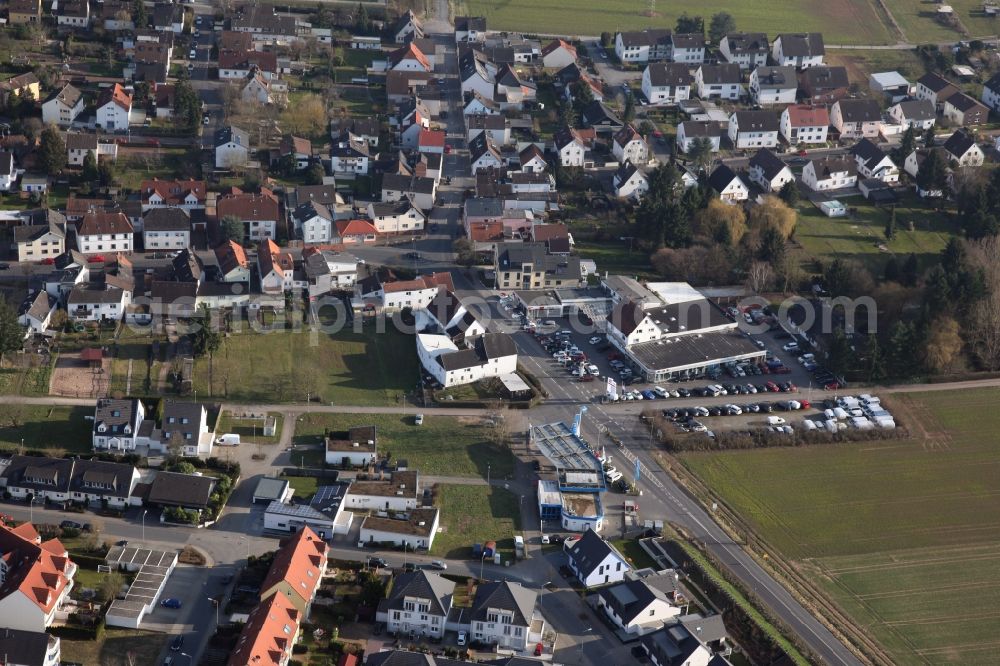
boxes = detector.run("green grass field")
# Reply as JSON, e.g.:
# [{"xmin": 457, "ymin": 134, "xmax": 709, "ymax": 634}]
[
  {"xmin": 574, "ymin": 241, "xmax": 656, "ymax": 279},
  {"xmin": 293, "ymin": 412, "xmax": 514, "ymax": 478},
  {"xmin": 192, "ymin": 326, "xmax": 419, "ymax": 405},
  {"xmin": 458, "ymin": 0, "xmax": 893, "ymax": 45},
  {"xmin": 794, "ymin": 195, "xmax": 959, "ymax": 273},
  {"xmin": 431, "ymin": 484, "xmax": 522, "ymax": 560},
  {"xmin": 0, "ymin": 406, "xmax": 92, "ymax": 453},
  {"xmin": 216, "ymin": 411, "xmax": 283, "ymax": 444},
  {"xmin": 681, "ymin": 388, "xmax": 1000, "ymax": 664}
]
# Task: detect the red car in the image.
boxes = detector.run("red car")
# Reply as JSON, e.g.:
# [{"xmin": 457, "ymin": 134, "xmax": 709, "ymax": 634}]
[
  {"xmin": 765, "ymin": 381, "xmax": 779, "ymax": 392},
  {"xmin": 444, "ymin": 144, "xmax": 452, "ymax": 154},
  {"xmin": 534, "ymin": 643, "xmax": 544, "ymax": 657},
  {"xmin": 800, "ymin": 399, "xmax": 811, "ymax": 409},
  {"xmin": 824, "ymin": 381, "xmax": 840, "ymax": 390},
  {"xmin": 579, "ymin": 374, "xmax": 596, "ymax": 383}
]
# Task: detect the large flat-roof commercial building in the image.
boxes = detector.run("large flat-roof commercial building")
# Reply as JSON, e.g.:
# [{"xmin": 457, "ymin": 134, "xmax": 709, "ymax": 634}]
[{"xmin": 603, "ymin": 278, "xmax": 764, "ymax": 383}]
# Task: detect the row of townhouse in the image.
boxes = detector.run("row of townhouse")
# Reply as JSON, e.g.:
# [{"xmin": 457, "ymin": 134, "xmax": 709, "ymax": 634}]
[{"xmin": 621, "ymin": 29, "xmax": 824, "ymax": 68}]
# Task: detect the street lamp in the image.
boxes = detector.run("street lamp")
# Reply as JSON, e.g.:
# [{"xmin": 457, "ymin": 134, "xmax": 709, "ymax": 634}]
[
  {"xmin": 479, "ymin": 551, "xmax": 487, "ymax": 581},
  {"xmin": 487, "ymin": 462, "xmax": 491, "ymax": 487},
  {"xmin": 239, "ymin": 536, "xmax": 250, "ymax": 561},
  {"xmin": 207, "ymin": 596, "xmax": 219, "ymax": 626},
  {"xmin": 403, "ymin": 542, "xmax": 409, "ymax": 569},
  {"xmin": 141, "ymin": 509, "xmax": 148, "ymax": 543}
]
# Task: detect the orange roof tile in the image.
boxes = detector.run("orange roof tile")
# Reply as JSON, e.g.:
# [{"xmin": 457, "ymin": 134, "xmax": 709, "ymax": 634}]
[
  {"xmin": 97, "ymin": 83, "xmax": 132, "ymax": 111},
  {"xmin": 141, "ymin": 178, "xmax": 207, "ymax": 205},
  {"xmin": 335, "ymin": 219, "xmax": 378, "ymax": 237},
  {"xmin": 0, "ymin": 522, "xmax": 74, "ymax": 617},
  {"xmin": 785, "ymin": 104, "xmax": 830, "ymax": 127},
  {"xmin": 390, "ymin": 42, "xmax": 431, "ymax": 71},
  {"xmin": 418, "ymin": 129, "xmax": 446, "ymax": 148},
  {"xmin": 227, "ymin": 593, "xmax": 300, "ymax": 666},
  {"xmin": 260, "ymin": 527, "xmax": 327, "ymax": 607}
]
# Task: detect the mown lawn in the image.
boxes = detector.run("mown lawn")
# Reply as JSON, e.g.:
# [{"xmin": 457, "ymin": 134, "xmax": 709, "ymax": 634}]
[
  {"xmin": 192, "ymin": 325, "xmax": 420, "ymax": 406},
  {"xmin": 680, "ymin": 388, "xmax": 1000, "ymax": 664},
  {"xmin": 0, "ymin": 405, "xmax": 92, "ymax": 453},
  {"xmin": 458, "ymin": 0, "xmax": 893, "ymax": 44},
  {"xmin": 793, "ymin": 194, "xmax": 959, "ymax": 273},
  {"xmin": 61, "ymin": 628, "xmax": 166, "ymax": 666},
  {"xmin": 293, "ymin": 412, "xmax": 513, "ymax": 478},
  {"xmin": 574, "ymin": 240, "xmax": 655, "ymax": 279},
  {"xmin": 217, "ymin": 411, "xmax": 283, "ymax": 444},
  {"xmin": 432, "ymin": 484, "xmax": 522, "ymax": 560}
]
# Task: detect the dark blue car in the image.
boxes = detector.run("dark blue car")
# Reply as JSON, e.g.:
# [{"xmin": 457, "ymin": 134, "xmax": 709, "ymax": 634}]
[{"xmin": 641, "ymin": 390, "xmax": 656, "ymax": 400}]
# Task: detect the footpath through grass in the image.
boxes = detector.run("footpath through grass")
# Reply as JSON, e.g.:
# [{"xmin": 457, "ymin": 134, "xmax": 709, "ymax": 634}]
[
  {"xmin": 293, "ymin": 413, "xmax": 514, "ymax": 478},
  {"xmin": 680, "ymin": 388, "xmax": 1000, "ymax": 664}
]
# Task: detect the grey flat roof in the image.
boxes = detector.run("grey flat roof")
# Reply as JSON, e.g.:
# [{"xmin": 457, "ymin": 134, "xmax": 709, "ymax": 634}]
[
  {"xmin": 252, "ymin": 476, "xmax": 290, "ymax": 501},
  {"xmin": 530, "ymin": 422, "xmax": 605, "ymax": 491},
  {"xmin": 629, "ymin": 329, "xmax": 764, "ymax": 373},
  {"xmin": 105, "ymin": 545, "xmax": 177, "ymax": 568}
]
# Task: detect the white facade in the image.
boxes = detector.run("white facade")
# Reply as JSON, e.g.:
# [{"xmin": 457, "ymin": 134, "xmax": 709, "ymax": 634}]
[
  {"xmin": 728, "ymin": 115, "xmax": 779, "ymax": 149},
  {"xmin": 416, "ymin": 334, "xmax": 518, "ymax": 388},
  {"xmin": 641, "ymin": 66, "xmax": 690, "ymax": 105},
  {"xmin": 613, "ymin": 137, "xmax": 648, "ymax": 165},
  {"xmin": 614, "ymin": 169, "xmax": 649, "ymax": 200},
  {"xmin": 97, "ymin": 100, "xmax": 130, "ymax": 131},
  {"xmin": 597, "ymin": 591, "xmax": 680, "ymax": 636},
  {"xmin": 748, "ymin": 163, "xmax": 794, "ymax": 193},
  {"xmin": 42, "ymin": 93, "xmax": 83, "ymax": 127},
  {"xmin": 676, "ymin": 122, "xmax": 721, "ymax": 153},
  {"xmin": 983, "ymin": 80, "xmax": 1000, "ymax": 112},
  {"xmin": 568, "ymin": 540, "xmax": 630, "ymax": 588},
  {"xmin": 749, "ymin": 68, "xmax": 797, "ymax": 105},
  {"xmin": 713, "ymin": 175, "xmax": 749, "ymax": 203},
  {"xmin": 557, "ymin": 138, "xmax": 585, "ymax": 167},
  {"xmin": 802, "ymin": 160, "xmax": 858, "ymax": 191},
  {"xmin": 694, "ymin": 67, "xmax": 742, "ymax": 101},
  {"xmin": 359, "ymin": 513, "xmax": 439, "ymax": 550},
  {"xmin": 367, "ymin": 202, "xmax": 425, "ymax": 234},
  {"xmin": 772, "ymin": 35, "xmax": 824, "ymax": 68},
  {"xmin": 780, "ymin": 107, "xmax": 829, "ymax": 145},
  {"xmin": 887, "ymin": 102, "xmax": 935, "ymax": 130},
  {"xmin": 77, "ymin": 231, "xmax": 133, "ymax": 254},
  {"xmin": 143, "ymin": 228, "xmax": 189, "ymax": 250},
  {"xmin": 215, "ymin": 142, "xmax": 249, "ymax": 169}
]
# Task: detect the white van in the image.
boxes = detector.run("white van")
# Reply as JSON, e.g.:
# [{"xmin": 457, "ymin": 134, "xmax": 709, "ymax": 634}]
[
  {"xmin": 766, "ymin": 415, "xmax": 786, "ymax": 425},
  {"xmin": 653, "ymin": 386, "xmax": 669, "ymax": 398},
  {"xmin": 215, "ymin": 433, "xmax": 240, "ymax": 446},
  {"xmin": 605, "ymin": 470, "xmax": 623, "ymax": 483},
  {"xmin": 803, "ymin": 419, "xmax": 817, "ymax": 431}
]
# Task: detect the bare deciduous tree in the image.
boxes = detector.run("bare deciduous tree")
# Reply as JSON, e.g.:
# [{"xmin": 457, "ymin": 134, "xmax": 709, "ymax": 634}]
[
  {"xmin": 746, "ymin": 262, "xmax": 773, "ymax": 294},
  {"xmin": 966, "ymin": 236, "xmax": 1000, "ymax": 369}
]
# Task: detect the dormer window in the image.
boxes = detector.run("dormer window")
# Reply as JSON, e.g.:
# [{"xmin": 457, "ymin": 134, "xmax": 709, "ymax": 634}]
[
  {"xmin": 123, "ymin": 425, "xmax": 131, "ymax": 434},
  {"xmin": 97, "ymin": 424, "xmax": 106, "ymax": 433}
]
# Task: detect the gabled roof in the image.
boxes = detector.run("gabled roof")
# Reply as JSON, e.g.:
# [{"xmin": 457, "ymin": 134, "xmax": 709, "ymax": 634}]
[
  {"xmin": 0, "ymin": 72, "xmax": 38, "ymax": 91},
  {"xmin": 985, "ymin": 72, "xmax": 1000, "ymax": 92},
  {"xmin": 807, "ymin": 156, "xmax": 857, "ymax": 178},
  {"xmin": 784, "ymin": 104, "xmax": 829, "ymax": 127},
  {"xmin": 45, "ymin": 84, "xmax": 82, "ymax": 109},
  {"xmin": 708, "ymin": 164, "xmax": 743, "ymax": 191},
  {"xmin": 615, "ymin": 160, "xmax": 645, "ymax": 186},
  {"xmin": 143, "ymin": 207, "xmax": 191, "ymax": 232},
  {"xmin": 891, "ymin": 99, "xmax": 935, "ymax": 121},
  {"xmin": 834, "ymin": 98, "xmax": 881, "ymax": 123},
  {"xmin": 917, "ymin": 71, "xmax": 957, "ymax": 94},
  {"xmin": 671, "ymin": 33, "xmax": 705, "ymax": 49},
  {"xmin": 19, "ymin": 290, "xmax": 54, "ymax": 322},
  {"xmin": 97, "ymin": 83, "xmax": 132, "ymax": 111},
  {"xmin": 945, "ymin": 91, "xmax": 986, "ymax": 113},
  {"xmin": 597, "ymin": 579, "xmax": 671, "ymax": 625},
  {"xmin": 748, "ymin": 148, "xmax": 789, "ymax": 180},
  {"xmin": 258, "ymin": 238, "xmax": 292, "ymax": 278},
  {"xmin": 731, "ymin": 110, "xmax": 779, "ymax": 133},
  {"xmin": 645, "ymin": 62, "xmax": 692, "ymax": 87},
  {"xmin": 567, "ymin": 529, "xmax": 627, "ymax": 578},
  {"xmin": 336, "ymin": 218, "xmax": 378, "ymax": 237},
  {"xmin": 697, "ymin": 63, "xmax": 741, "ymax": 85},
  {"xmin": 0, "ymin": 521, "xmax": 72, "ymax": 616},
  {"xmin": 141, "ymin": 178, "xmax": 207, "ymax": 205},
  {"xmin": 78, "ymin": 211, "xmax": 133, "ymax": 236},
  {"xmin": 613, "ymin": 124, "xmax": 644, "ymax": 149},
  {"xmin": 217, "ymin": 190, "xmax": 280, "ymax": 222},
  {"xmin": 518, "ymin": 143, "xmax": 545, "ymax": 165},
  {"xmin": 678, "ymin": 120, "xmax": 723, "ymax": 138},
  {"xmin": 294, "ymin": 200, "xmax": 332, "ymax": 223},
  {"xmin": 215, "ymin": 125, "xmax": 250, "ymax": 148},
  {"xmin": 227, "ymin": 592, "xmax": 300, "ymax": 666},
  {"xmin": 14, "ymin": 220, "xmax": 64, "ymax": 243},
  {"xmin": 148, "ymin": 471, "xmax": 215, "ymax": 508},
  {"xmin": 219, "ymin": 48, "xmax": 278, "ymax": 72},
  {"xmin": 260, "ymin": 527, "xmax": 327, "ymax": 606},
  {"xmin": 378, "ymin": 570, "xmax": 454, "ymax": 617},
  {"xmin": 799, "ymin": 65, "xmax": 849, "ymax": 91},
  {"xmin": 470, "ymin": 132, "xmax": 502, "ymax": 164},
  {"xmin": 389, "ymin": 42, "xmax": 431, "ymax": 70},
  {"xmin": 617, "ymin": 29, "xmax": 671, "ymax": 48},
  {"xmin": 215, "ymin": 240, "xmax": 249, "ymax": 274},
  {"xmin": 849, "ymin": 138, "xmax": 890, "ymax": 170},
  {"xmin": 581, "ymin": 100, "xmax": 623, "ymax": 127},
  {"xmin": 553, "ymin": 126, "xmax": 585, "ymax": 150},
  {"xmin": 471, "ymin": 580, "xmax": 536, "ymax": 626},
  {"xmin": 752, "ymin": 65, "xmax": 796, "ymax": 88},
  {"xmin": 455, "ymin": 15, "xmax": 486, "ymax": 31},
  {"xmin": 391, "ymin": 9, "xmax": 423, "ymax": 39},
  {"xmin": 774, "ymin": 32, "xmax": 825, "ymax": 57},
  {"xmin": 542, "ymin": 39, "xmax": 577, "ymax": 60},
  {"xmin": 722, "ymin": 32, "xmax": 769, "ymax": 54},
  {"xmin": 944, "ymin": 128, "xmax": 978, "ymax": 158},
  {"xmin": 280, "ymin": 134, "xmax": 312, "ymax": 157}
]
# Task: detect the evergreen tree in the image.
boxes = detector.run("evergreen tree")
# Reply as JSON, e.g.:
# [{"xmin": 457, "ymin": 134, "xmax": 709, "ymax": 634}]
[
  {"xmin": 757, "ymin": 224, "xmax": 786, "ymax": 264},
  {"xmin": 82, "ymin": 150, "xmax": 99, "ymax": 184},
  {"xmin": 893, "ymin": 125, "xmax": 916, "ymax": 164},
  {"xmin": 826, "ymin": 328, "xmax": 854, "ymax": 376},
  {"xmin": 38, "ymin": 125, "xmax": 66, "ymax": 174},
  {"xmin": 924, "ymin": 124, "xmax": 936, "ymax": 147},
  {"xmin": 220, "ymin": 215, "xmax": 244, "ymax": 243},
  {"xmin": 916, "ymin": 147, "xmax": 948, "ymax": 195},
  {"xmin": 173, "ymin": 79, "xmax": 200, "ymax": 129},
  {"xmin": 0, "ymin": 298, "xmax": 21, "ymax": 366},
  {"xmin": 708, "ymin": 12, "xmax": 736, "ymax": 43},
  {"xmin": 886, "ymin": 320, "xmax": 916, "ymax": 378},
  {"xmin": 883, "ymin": 256, "xmax": 900, "ymax": 283},
  {"xmin": 866, "ymin": 334, "xmax": 887, "ymax": 382},
  {"xmin": 778, "ymin": 179, "xmax": 799, "ymax": 207},
  {"xmin": 623, "ymin": 93, "xmax": 635, "ymax": 122},
  {"xmin": 901, "ymin": 253, "xmax": 920, "ymax": 287},
  {"xmin": 884, "ymin": 207, "xmax": 896, "ymax": 240},
  {"xmin": 133, "ymin": 0, "xmax": 147, "ymax": 29},
  {"xmin": 675, "ymin": 13, "xmax": 704, "ymax": 34}
]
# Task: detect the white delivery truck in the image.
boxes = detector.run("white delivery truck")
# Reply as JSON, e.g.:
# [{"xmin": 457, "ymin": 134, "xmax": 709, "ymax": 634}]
[{"xmin": 215, "ymin": 433, "xmax": 240, "ymax": 446}]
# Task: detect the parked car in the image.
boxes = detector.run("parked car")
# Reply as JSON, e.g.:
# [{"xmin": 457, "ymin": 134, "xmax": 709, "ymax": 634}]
[
  {"xmin": 429, "ymin": 560, "xmax": 447, "ymax": 570},
  {"xmin": 162, "ymin": 598, "xmax": 183, "ymax": 610},
  {"xmin": 170, "ymin": 636, "xmax": 184, "ymax": 651},
  {"xmin": 60, "ymin": 520, "xmax": 82, "ymax": 530},
  {"xmin": 414, "ymin": 414, "xmax": 424, "ymax": 425},
  {"xmin": 458, "ymin": 631, "xmax": 467, "ymax": 646}
]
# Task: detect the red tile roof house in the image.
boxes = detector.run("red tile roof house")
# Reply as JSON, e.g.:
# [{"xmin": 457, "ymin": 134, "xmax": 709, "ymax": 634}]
[
  {"xmin": 0, "ymin": 521, "xmax": 77, "ymax": 632},
  {"xmin": 227, "ymin": 592, "xmax": 301, "ymax": 666},
  {"xmin": 217, "ymin": 188, "xmax": 281, "ymax": 242},
  {"xmin": 140, "ymin": 178, "xmax": 207, "ymax": 212},
  {"xmin": 418, "ymin": 129, "xmax": 446, "ymax": 155},
  {"xmin": 258, "ymin": 527, "xmax": 328, "ymax": 616},
  {"xmin": 257, "ymin": 238, "xmax": 301, "ymax": 295},
  {"xmin": 76, "ymin": 211, "xmax": 134, "ymax": 254},
  {"xmin": 388, "ymin": 42, "xmax": 432, "ymax": 72},
  {"xmin": 334, "ymin": 219, "xmax": 378, "ymax": 245}
]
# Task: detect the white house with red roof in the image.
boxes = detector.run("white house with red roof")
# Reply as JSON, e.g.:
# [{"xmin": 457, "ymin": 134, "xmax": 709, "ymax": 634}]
[
  {"xmin": 96, "ymin": 83, "xmax": 132, "ymax": 131},
  {"xmin": 541, "ymin": 39, "xmax": 577, "ymax": 69},
  {"xmin": 388, "ymin": 42, "xmax": 432, "ymax": 72},
  {"xmin": 0, "ymin": 521, "xmax": 76, "ymax": 632},
  {"xmin": 139, "ymin": 178, "xmax": 207, "ymax": 212},
  {"xmin": 612, "ymin": 125, "xmax": 649, "ymax": 165},
  {"xmin": 780, "ymin": 104, "xmax": 830, "ymax": 145},
  {"xmin": 259, "ymin": 527, "xmax": 328, "ymax": 616},
  {"xmin": 334, "ymin": 219, "xmax": 378, "ymax": 245},
  {"xmin": 76, "ymin": 211, "xmax": 134, "ymax": 254},
  {"xmin": 217, "ymin": 188, "xmax": 280, "ymax": 242},
  {"xmin": 227, "ymin": 592, "xmax": 301, "ymax": 666},
  {"xmin": 418, "ymin": 129, "xmax": 446, "ymax": 154},
  {"xmin": 257, "ymin": 239, "xmax": 301, "ymax": 295}
]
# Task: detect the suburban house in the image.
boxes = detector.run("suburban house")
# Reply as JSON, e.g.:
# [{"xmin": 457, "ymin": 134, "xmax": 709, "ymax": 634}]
[
  {"xmin": 392, "ymin": 9, "xmax": 423, "ymax": 43},
  {"xmin": 728, "ymin": 110, "xmax": 779, "ymax": 149},
  {"xmin": 465, "ymin": 114, "xmax": 510, "ymax": 145},
  {"xmin": 943, "ymin": 92, "xmax": 988, "ymax": 126},
  {"xmin": 0, "ymin": 72, "xmax": 39, "ymax": 102},
  {"xmin": 159, "ymin": 400, "xmax": 214, "ymax": 458},
  {"xmin": 214, "ymin": 126, "xmax": 251, "ymax": 169},
  {"xmin": 344, "ymin": 471, "xmax": 420, "ymax": 512},
  {"xmin": 96, "ymin": 84, "xmax": 132, "ymax": 131},
  {"xmin": 518, "ymin": 144, "xmax": 547, "ymax": 173},
  {"xmin": 641, "ymin": 63, "xmax": 692, "ymax": 105},
  {"xmin": 217, "ymin": 188, "xmax": 280, "ymax": 242},
  {"xmin": 14, "ymin": 218, "xmax": 65, "ymax": 262},
  {"xmin": 469, "ymin": 581, "xmax": 540, "ymax": 651},
  {"xmin": 366, "ymin": 200, "xmax": 426, "ymax": 234},
  {"xmin": 780, "ymin": 104, "xmax": 830, "ymax": 145},
  {"xmin": 142, "ymin": 208, "xmax": 191, "ymax": 250},
  {"xmin": 641, "ymin": 621, "xmax": 718, "ymax": 666},
  {"xmin": 943, "ymin": 129, "xmax": 985, "ymax": 167},
  {"xmin": 870, "ymin": 70, "xmax": 911, "ymax": 102},
  {"xmin": 747, "ymin": 149, "xmax": 794, "ymax": 192},
  {"xmin": 140, "ymin": 179, "xmax": 207, "ymax": 212},
  {"xmin": 718, "ymin": 32, "xmax": 769, "ymax": 69},
  {"xmin": 334, "ymin": 219, "xmax": 378, "ymax": 245},
  {"xmin": 18, "ymin": 290, "xmax": 56, "ymax": 335},
  {"xmin": 850, "ymin": 138, "xmax": 899, "ymax": 183},
  {"xmin": 381, "ymin": 173, "xmax": 437, "ymax": 211},
  {"xmin": 324, "ymin": 425, "xmax": 377, "ymax": 467},
  {"xmin": 67, "ymin": 281, "xmax": 131, "ymax": 322},
  {"xmin": 56, "ymin": 0, "xmax": 90, "ymax": 26},
  {"xmin": 416, "ymin": 331, "xmax": 518, "ymax": 388},
  {"xmin": 227, "ymin": 593, "xmax": 301, "ymax": 666},
  {"xmin": 771, "ymin": 33, "xmax": 825, "ymax": 68},
  {"xmin": 359, "ymin": 507, "xmax": 440, "ymax": 551},
  {"xmin": 798, "ymin": 65, "xmax": 849, "ymax": 104},
  {"xmin": 708, "ymin": 165, "xmax": 750, "ymax": 203},
  {"xmin": 0, "ymin": 521, "xmax": 76, "ymax": 632},
  {"xmin": 330, "ymin": 136, "xmax": 372, "ymax": 175},
  {"xmin": 802, "ymin": 157, "xmax": 858, "ymax": 191},
  {"xmin": 301, "ymin": 248, "xmax": 360, "ymax": 296},
  {"xmin": 214, "ymin": 240, "xmax": 251, "ymax": 283},
  {"xmin": 494, "ymin": 242, "xmax": 582, "ymax": 290},
  {"xmin": 218, "ymin": 49, "xmax": 278, "ymax": 80},
  {"xmin": 694, "ymin": 64, "xmax": 742, "ymax": 101},
  {"xmin": 541, "ymin": 39, "xmax": 577, "ymax": 69},
  {"xmin": 566, "ymin": 529, "xmax": 631, "ymax": 588},
  {"xmin": 676, "ymin": 121, "xmax": 723, "ymax": 153},
  {"xmin": 0, "ymin": 456, "xmax": 138, "ymax": 510},
  {"xmin": 257, "ymin": 238, "xmax": 300, "ymax": 295},
  {"xmin": 376, "ymin": 570, "xmax": 454, "ymax": 640},
  {"xmin": 903, "ymin": 148, "xmax": 948, "ymax": 197},
  {"xmin": 92, "ymin": 398, "xmax": 146, "ymax": 451},
  {"xmin": 454, "ymin": 15, "xmax": 487, "ymax": 43},
  {"xmin": 293, "ymin": 201, "xmax": 334, "ymax": 244},
  {"xmin": 887, "ymin": 99, "xmax": 936, "ymax": 130},
  {"xmin": 147, "ymin": 470, "xmax": 217, "ymax": 513},
  {"xmin": 830, "ymin": 99, "xmax": 882, "ymax": 139},
  {"xmin": 596, "ymin": 574, "xmax": 683, "ymax": 636},
  {"xmin": 915, "ymin": 72, "xmax": 959, "ymax": 109},
  {"xmin": 8, "ymin": 0, "xmax": 42, "ymax": 24},
  {"xmin": 615, "ymin": 29, "xmax": 672, "ymax": 63},
  {"xmin": 388, "ymin": 42, "xmax": 432, "ymax": 72},
  {"xmin": 612, "ymin": 125, "xmax": 649, "ymax": 165},
  {"xmin": 0, "ymin": 628, "xmax": 61, "ymax": 666},
  {"xmin": 355, "ymin": 272, "xmax": 454, "ymax": 313},
  {"xmin": 670, "ymin": 33, "xmax": 706, "ymax": 63},
  {"xmin": 258, "ymin": 526, "xmax": 328, "ymax": 617},
  {"xmin": 613, "ymin": 162, "xmax": 649, "ymax": 200},
  {"xmin": 470, "ymin": 133, "xmax": 504, "ymax": 173},
  {"xmin": 553, "ymin": 127, "xmax": 588, "ymax": 167},
  {"xmin": 982, "ymin": 73, "xmax": 1000, "ymax": 112},
  {"xmin": 76, "ymin": 211, "xmax": 134, "ymax": 254},
  {"xmin": 66, "ymin": 133, "xmax": 118, "ymax": 167},
  {"xmin": 41, "ymin": 84, "xmax": 84, "ymax": 126},
  {"xmin": 749, "ymin": 66, "xmax": 797, "ymax": 105}
]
